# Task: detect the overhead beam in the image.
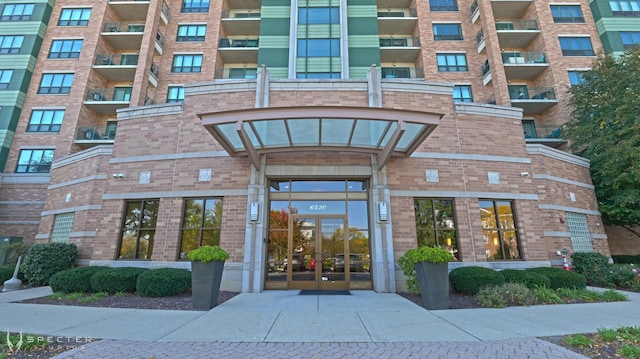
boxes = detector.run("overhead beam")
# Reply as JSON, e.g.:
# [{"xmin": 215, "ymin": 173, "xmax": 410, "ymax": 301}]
[
  {"xmin": 377, "ymin": 121, "xmax": 405, "ymax": 169},
  {"xmin": 236, "ymin": 121, "xmax": 261, "ymax": 169}
]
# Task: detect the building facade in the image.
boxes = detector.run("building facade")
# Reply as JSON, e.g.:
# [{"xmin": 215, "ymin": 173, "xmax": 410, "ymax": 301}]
[
  {"xmin": 0, "ymin": 0, "xmax": 615, "ymax": 292},
  {"xmin": 589, "ymin": 0, "xmax": 640, "ymax": 56}
]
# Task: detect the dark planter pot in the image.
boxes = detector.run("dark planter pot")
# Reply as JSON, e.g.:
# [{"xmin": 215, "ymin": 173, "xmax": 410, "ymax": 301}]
[
  {"xmin": 191, "ymin": 260, "xmax": 225, "ymax": 310},
  {"xmin": 414, "ymin": 261, "xmax": 449, "ymax": 310}
]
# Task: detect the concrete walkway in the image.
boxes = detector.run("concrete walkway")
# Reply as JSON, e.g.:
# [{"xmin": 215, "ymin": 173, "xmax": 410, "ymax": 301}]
[{"xmin": 1, "ymin": 287, "xmax": 639, "ymax": 358}]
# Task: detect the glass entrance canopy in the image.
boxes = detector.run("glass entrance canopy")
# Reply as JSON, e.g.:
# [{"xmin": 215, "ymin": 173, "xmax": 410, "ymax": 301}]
[{"xmin": 199, "ymin": 106, "xmax": 442, "ymax": 169}]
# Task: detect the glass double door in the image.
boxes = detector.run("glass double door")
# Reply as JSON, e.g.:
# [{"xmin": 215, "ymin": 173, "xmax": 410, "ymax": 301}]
[{"xmin": 289, "ymin": 215, "xmax": 349, "ymax": 290}]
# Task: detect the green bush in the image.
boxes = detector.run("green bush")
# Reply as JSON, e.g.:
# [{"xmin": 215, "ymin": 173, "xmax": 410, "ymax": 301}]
[
  {"xmin": 612, "ymin": 255, "xmax": 640, "ymax": 265},
  {"xmin": 500, "ymin": 269, "xmax": 550, "ymax": 289},
  {"xmin": 49, "ymin": 266, "xmax": 110, "ymax": 293},
  {"xmin": 23, "ymin": 243, "xmax": 77, "ymax": 285},
  {"xmin": 571, "ymin": 252, "xmax": 611, "ymax": 287},
  {"xmin": 136, "ymin": 268, "xmax": 191, "ymax": 297},
  {"xmin": 91, "ymin": 267, "xmax": 147, "ymax": 293},
  {"xmin": 526, "ymin": 267, "xmax": 587, "ymax": 289},
  {"xmin": 475, "ymin": 283, "xmax": 535, "ymax": 308},
  {"xmin": 449, "ymin": 266, "xmax": 505, "ymax": 295}
]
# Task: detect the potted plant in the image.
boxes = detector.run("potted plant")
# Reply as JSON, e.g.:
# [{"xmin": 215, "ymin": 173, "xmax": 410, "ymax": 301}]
[
  {"xmin": 187, "ymin": 245, "xmax": 230, "ymax": 310},
  {"xmin": 398, "ymin": 246, "xmax": 453, "ymax": 310}
]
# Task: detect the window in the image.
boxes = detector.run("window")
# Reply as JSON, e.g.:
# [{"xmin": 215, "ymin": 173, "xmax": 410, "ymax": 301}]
[
  {"xmin": 177, "ymin": 25, "xmax": 206, "ymax": 41},
  {"xmin": 297, "ymin": 39, "xmax": 340, "ymax": 57},
  {"xmin": 431, "ymin": 0, "xmax": 458, "ymax": 11},
  {"xmin": 0, "ymin": 69, "xmax": 12, "ymax": 89},
  {"xmin": 433, "ymin": 24, "xmax": 463, "ymax": 40},
  {"xmin": 172, "ymin": 54, "xmax": 202, "ymax": 73},
  {"xmin": 16, "ymin": 149, "xmax": 54, "ymax": 173},
  {"xmin": 0, "ymin": 35, "xmax": 23, "ymax": 54},
  {"xmin": 620, "ymin": 32, "xmax": 640, "ymax": 49},
  {"xmin": 113, "ymin": 87, "xmax": 132, "ymax": 101},
  {"xmin": 1, "ymin": 3, "xmax": 34, "ymax": 21},
  {"xmin": 381, "ymin": 67, "xmax": 411, "ymax": 78},
  {"xmin": 38, "ymin": 73, "xmax": 73, "ymax": 94},
  {"xmin": 51, "ymin": 213, "xmax": 74, "ymax": 243},
  {"xmin": 58, "ymin": 8, "xmax": 91, "ymax": 26},
  {"xmin": 27, "ymin": 109, "xmax": 64, "ymax": 132},
  {"xmin": 181, "ymin": 0, "xmax": 209, "ymax": 13},
  {"xmin": 229, "ymin": 68, "xmax": 257, "ymax": 79},
  {"xmin": 48, "ymin": 39, "xmax": 82, "ymax": 59},
  {"xmin": 551, "ymin": 5, "xmax": 585, "ymax": 23},
  {"xmin": 179, "ymin": 198, "xmax": 223, "ymax": 259},
  {"xmin": 568, "ymin": 70, "xmax": 586, "ymax": 86},
  {"xmin": 298, "ymin": 7, "xmax": 339, "ymax": 24},
  {"xmin": 453, "ymin": 85, "xmax": 473, "ymax": 102},
  {"xmin": 437, "ymin": 53, "xmax": 468, "ymax": 71},
  {"xmin": 167, "ymin": 86, "xmax": 184, "ymax": 103},
  {"xmin": 414, "ymin": 199, "xmax": 459, "ymax": 259},
  {"xmin": 609, "ymin": 0, "xmax": 640, "ymax": 16},
  {"xmin": 566, "ymin": 212, "xmax": 593, "ymax": 252},
  {"xmin": 479, "ymin": 200, "xmax": 521, "ymax": 260},
  {"xmin": 118, "ymin": 200, "xmax": 159, "ymax": 260},
  {"xmin": 559, "ymin": 37, "xmax": 595, "ymax": 56},
  {"xmin": 296, "ymin": 72, "xmax": 341, "ymax": 79}
]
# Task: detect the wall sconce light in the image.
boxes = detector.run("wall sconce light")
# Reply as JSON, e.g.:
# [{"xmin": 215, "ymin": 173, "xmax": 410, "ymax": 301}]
[
  {"xmin": 250, "ymin": 202, "xmax": 260, "ymax": 221},
  {"xmin": 520, "ymin": 172, "xmax": 529, "ymax": 177},
  {"xmin": 112, "ymin": 173, "xmax": 125, "ymax": 178},
  {"xmin": 377, "ymin": 201, "xmax": 388, "ymax": 222}
]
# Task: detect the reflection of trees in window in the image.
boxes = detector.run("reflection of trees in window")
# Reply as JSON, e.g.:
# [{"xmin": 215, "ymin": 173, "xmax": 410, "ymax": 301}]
[
  {"xmin": 267, "ymin": 208, "xmax": 303, "ymax": 263},
  {"xmin": 414, "ymin": 199, "xmax": 459, "ymax": 259},
  {"xmin": 479, "ymin": 200, "xmax": 520, "ymax": 260},
  {"xmin": 118, "ymin": 200, "xmax": 159, "ymax": 259},
  {"xmin": 179, "ymin": 198, "xmax": 223, "ymax": 259}
]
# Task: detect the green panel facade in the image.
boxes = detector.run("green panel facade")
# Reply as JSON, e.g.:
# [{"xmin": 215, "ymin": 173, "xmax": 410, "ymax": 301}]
[{"xmin": 347, "ymin": 3, "xmax": 380, "ymax": 78}]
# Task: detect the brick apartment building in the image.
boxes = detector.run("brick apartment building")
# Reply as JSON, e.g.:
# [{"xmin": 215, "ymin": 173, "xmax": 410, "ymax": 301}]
[{"xmin": 0, "ymin": 0, "xmax": 633, "ymax": 292}]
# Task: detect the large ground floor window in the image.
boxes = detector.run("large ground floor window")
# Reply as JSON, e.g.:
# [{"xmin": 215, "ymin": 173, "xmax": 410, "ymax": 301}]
[
  {"xmin": 179, "ymin": 198, "xmax": 223, "ymax": 259},
  {"xmin": 118, "ymin": 199, "xmax": 159, "ymax": 260},
  {"xmin": 480, "ymin": 200, "xmax": 521, "ymax": 260},
  {"xmin": 414, "ymin": 198, "xmax": 459, "ymax": 260}
]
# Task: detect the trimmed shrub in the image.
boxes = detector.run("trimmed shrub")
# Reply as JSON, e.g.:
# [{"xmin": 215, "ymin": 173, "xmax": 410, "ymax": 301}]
[
  {"xmin": 136, "ymin": 268, "xmax": 191, "ymax": 297},
  {"xmin": 526, "ymin": 267, "xmax": 587, "ymax": 289},
  {"xmin": 23, "ymin": 243, "xmax": 77, "ymax": 285},
  {"xmin": 449, "ymin": 266, "xmax": 505, "ymax": 295},
  {"xmin": 571, "ymin": 252, "xmax": 611, "ymax": 287},
  {"xmin": 476, "ymin": 283, "xmax": 535, "ymax": 308},
  {"xmin": 49, "ymin": 266, "xmax": 110, "ymax": 293},
  {"xmin": 612, "ymin": 255, "xmax": 640, "ymax": 265},
  {"xmin": 500, "ymin": 269, "xmax": 550, "ymax": 289},
  {"xmin": 91, "ymin": 267, "xmax": 147, "ymax": 293}
]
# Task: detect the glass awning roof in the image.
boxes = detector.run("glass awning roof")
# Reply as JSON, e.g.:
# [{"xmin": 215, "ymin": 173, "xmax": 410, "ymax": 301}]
[{"xmin": 199, "ymin": 106, "xmax": 442, "ymax": 169}]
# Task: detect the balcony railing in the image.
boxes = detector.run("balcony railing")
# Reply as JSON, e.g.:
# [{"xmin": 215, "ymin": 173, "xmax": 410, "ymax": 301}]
[
  {"xmin": 85, "ymin": 88, "xmax": 132, "ymax": 102},
  {"xmin": 156, "ymin": 31, "xmax": 165, "ymax": 47},
  {"xmin": 476, "ymin": 30, "xmax": 485, "ymax": 46},
  {"xmin": 502, "ymin": 51, "xmax": 547, "ymax": 64},
  {"xmin": 76, "ymin": 125, "xmax": 117, "ymax": 141},
  {"xmin": 481, "ymin": 60, "xmax": 490, "ymax": 75},
  {"xmin": 379, "ymin": 37, "xmax": 420, "ymax": 47},
  {"xmin": 523, "ymin": 124, "xmax": 562, "ymax": 139},
  {"xmin": 161, "ymin": 1, "xmax": 170, "ymax": 20},
  {"xmin": 103, "ymin": 22, "xmax": 145, "ymax": 33},
  {"xmin": 377, "ymin": 8, "xmax": 417, "ymax": 17},
  {"xmin": 94, "ymin": 53, "xmax": 139, "ymax": 66},
  {"xmin": 150, "ymin": 62, "xmax": 159, "ymax": 78},
  {"xmin": 221, "ymin": 9, "xmax": 261, "ymax": 18},
  {"xmin": 509, "ymin": 86, "xmax": 556, "ymax": 100},
  {"xmin": 219, "ymin": 38, "xmax": 259, "ymax": 48},
  {"xmin": 495, "ymin": 19, "xmax": 539, "ymax": 31}
]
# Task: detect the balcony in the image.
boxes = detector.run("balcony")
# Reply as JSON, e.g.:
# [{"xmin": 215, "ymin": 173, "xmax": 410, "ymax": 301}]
[
  {"xmin": 221, "ymin": 9, "xmax": 260, "ymax": 35},
  {"xmin": 218, "ymin": 38, "xmax": 259, "ymax": 62},
  {"xmin": 215, "ymin": 66, "xmax": 258, "ymax": 79},
  {"xmin": 379, "ymin": 37, "xmax": 420, "ymax": 62},
  {"xmin": 509, "ymin": 85, "xmax": 558, "ymax": 114},
  {"xmin": 471, "ymin": 0, "xmax": 480, "ymax": 23},
  {"xmin": 92, "ymin": 54, "xmax": 138, "ymax": 81},
  {"xmin": 378, "ymin": 0, "xmax": 412, "ymax": 8},
  {"xmin": 380, "ymin": 66, "xmax": 424, "ymax": 79},
  {"xmin": 83, "ymin": 88, "xmax": 132, "ymax": 115},
  {"xmin": 74, "ymin": 124, "xmax": 117, "ymax": 147},
  {"xmin": 502, "ymin": 52, "xmax": 548, "ymax": 80},
  {"xmin": 377, "ymin": 8, "xmax": 417, "ymax": 34},
  {"xmin": 481, "ymin": 61, "xmax": 491, "ymax": 85},
  {"xmin": 102, "ymin": 22, "xmax": 145, "ymax": 49},
  {"xmin": 491, "ymin": 0, "xmax": 532, "ymax": 19},
  {"xmin": 476, "ymin": 30, "xmax": 485, "ymax": 53},
  {"xmin": 160, "ymin": 1, "xmax": 169, "ymax": 24},
  {"xmin": 227, "ymin": 0, "xmax": 261, "ymax": 8},
  {"xmin": 495, "ymin": 20, "xmax": 539, "ymax": 48},
  {"xmin": 155, "ymin": 31, "xmax": 164, "ymax": 55},
  {"xmin": 108, "ymin": 0, "xmax": 149, "ymax": 21},
  {"xmin": 523, "ymin": 123, "xmax": 565, "ymax": 147}
]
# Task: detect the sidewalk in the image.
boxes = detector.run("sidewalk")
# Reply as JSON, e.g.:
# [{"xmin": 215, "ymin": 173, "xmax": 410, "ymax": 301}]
[{"xmin": 2, "ymin": 287, "xmax": 639, "ymax": 358}]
